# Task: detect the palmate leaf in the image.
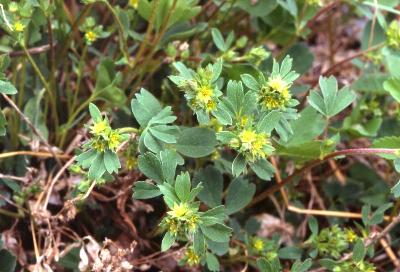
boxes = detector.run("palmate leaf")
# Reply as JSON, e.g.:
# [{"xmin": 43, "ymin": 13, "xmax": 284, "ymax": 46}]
[
  {"xmin": 308, "ymin": 76, "xmax": 356, "ymax": 118},
  {"xmin": 193, "ymin": 166, "xmax": 223, "ymax": 208},
  {"xmin": 225, "ymin": 177, "xmax": 255, "ymax": 215},
  {"xmin": 131, "ymin": 88, "xmax": 163, "ymax": 127},
  {"xmin": 176, "ymin": 127, "xmax": 217, "ymax": 158},
  {"xmin": 133, "ymin": 181, "xmax": 161, "ymax": 199}
]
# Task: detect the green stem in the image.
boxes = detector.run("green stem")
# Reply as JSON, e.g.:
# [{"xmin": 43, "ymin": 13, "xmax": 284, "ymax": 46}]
[
  {"xmin": 117, "ymin": 127, "xmax": 139, "ymax": 134},
  {"xmin": 21, "ymin": 43, "xmax": 59, "ymax": 130},
  {"xmin": 103, "ymin": 1, "xmax": 131, "ymax": 67}
]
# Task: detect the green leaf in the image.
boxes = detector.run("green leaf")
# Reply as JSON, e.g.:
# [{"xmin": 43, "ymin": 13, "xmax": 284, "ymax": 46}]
[
  {"xmin": 200, "ymin": 223, "xmax": 231, "ymax": 242},
  {"xmin": 160, "ymin": 149, "xmax": 181, "ymax": 184},
  {"xmin": 103, "ymin": 150, "xmax": 120, "ymax": 174},
  {"xmin": 138, "ymin": 153, "xmax": 164, "ymax": 183},
  {"xmin": 175, "ymin": 172, "xmax": 191, "ymax": 202},
  {"xmin": 249, "ymin": 158, "xmax": 275, "ymax": 181},
  {"xmin": 257, "ymin": 111, "xmax": 282, "ymax": 134},
  {"xmin": 278, "ymin": 246, "xmax": 302, "ymax": 260},
  {"xmin": 94, "ymin": 59, "xmax": 126, "ymax": 105},
  {"xmin": 286, "ymin": 107, "xmax": 325, "ymax": 146},
  {"xmin": 88, "ymin": 103, "xmax": 102, "ymax": 123},
  {"xmin": 352, "ymin": 239, "xmax": 366, "ymax": 262},
  {"xmin": 236, "ymin": 0, "xmax": 278, "ymax": 17},
  {"xmin": 291, "ymin": 258, "xmax": 312, "ymax": 272},
  {"xmin": 308, "ymin": 216, "xmax": 318, "ymax": 235},
  {"xmin": 206, "ymin": 252, "xmax": 220, "ymax": 271},
  {"xmin": 149, "ymin": 125, "xmax": 177, "ymax": 143},
  {"xmin": 308, "ymin": 76, "xmax": 355, "ymax": 118},
  {"xmin": 391, "ymin": 180, "xmax": 400, "ymax": 198},
  {"xmin": 161, "ymin": 232, "xmax": 175, "ymax": 252},
  {"xmin": 88, "ymin": 153, "xmax": 106, "ymax": 180},
  {"xmin": 0, "ymin": 249, "xmax": 16, "ymax": 272},
  {"xmin": 257, "ymin": 258, "xmax": 273, "ymax": 272},
  {"xmin": 286, "ymin": 43, "xmax": 314, "ymax": 74},
  {"xmin": 0, "ymin": 110, "xmax": 7, "ymax": 136},
  {"xmin": 143, "ymin": 131, "xmax": 164, "ymax": 153},
  {"xmin": 158, "ymin": 183, "xmax": 180, "ymax": 208},
  {"xmin": 131, "ymin": 88, "xmax": 162, "ymax": 127},
  {"xmin": 225, "ymin": 177, "xmax": 255, "ymax": 215},
  {"xmin": 194, "ymin": 166, "xmax": 223, "ymax": 208},
  {"xmin": 383, "ymin": 78, "xmax": 400, "ymax": 102},
  {"xmin": 319, "ymin": 258, "xmax": 337, "ymax": 270},
  {"xmin": 0, "ymin": 80, "xmax": 17, "ymax": 95},
  {"xmin": 241, "ymin": 74, "xmax": 261, "ymax": 91},
  {"xmin": 133, "ymin": 181, "xmax": 161, "ymax": 199},
  {"xmin": 372, "ymin": 136, "xmax": 400, "ymax": 159},
  {"xmin": 211, "ymin": 28, "xmax": 226, "ymax": 52},
  {"xmin": 193, "ymin": 231, "xmax": 205, "ymax": 254},
  {"xmin": 232, "ymin": 154, "xmax": 246, "ymax": 177},
  {"xmin": 176, "ymin": 127, "xmax": 217, "ymax": 158}
]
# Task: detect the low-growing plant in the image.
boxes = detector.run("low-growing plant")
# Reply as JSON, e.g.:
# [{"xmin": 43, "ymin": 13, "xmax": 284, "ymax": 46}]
[{"xmin": 2, "ymin": 0, "xmax": 400, "ymax": 271}]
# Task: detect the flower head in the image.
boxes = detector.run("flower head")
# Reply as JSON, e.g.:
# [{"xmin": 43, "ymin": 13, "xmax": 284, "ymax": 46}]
[
  {"xmin": 85, "ymin": 30, "xmax": 97, "ymax": 44},
  {"xmin": 168, "ymin": 202, "xmax": 191, "ymax": 218},
  {"xmin": 13, "ymin": 21, "xmax": 24, "ymax": 32},
  {"xmin": 387, "ymin": 21, "xmax": 400, "ymax": 49},
  {"xmin": 252, "ymin": 238, "xmax": 265, "ymax": 252},
  {"xmin": 91, "ymin": 120, "xmax": 109, "ymax": 136},
  {"xmin": 129, "ymin": 0, "xmax": 139, "ymax": 8},
  {"xmin": 184, "ymin": 248, "xmax": 201, "ymax": 266},
  {"xmin": 108, "ymin": 131, "xmax": 122, "ymax": 150},
  {"xmin": 237, "ymin": 129, "xmax": 271, "ymax": 161}
]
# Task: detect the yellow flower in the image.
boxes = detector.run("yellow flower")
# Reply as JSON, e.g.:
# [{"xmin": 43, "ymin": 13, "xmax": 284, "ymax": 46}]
[
  {"xmin": 85, "ymin": 30, "xmax": 97, "ymax": 43},
  {"xmin": 187, "ymin": 215, "xmax": 199, "ymax": 231},
  {"xmin": 91, "ymin": 120, "xmax": 109, "ymax": 136},
  {"xmin": 239, "ymin": 129, "xmax": 257, "ymax": 149},
  {"xmin": 196, "ymin": 85, "xmax": 213, "ymax": 104},
  {"xmin": 92, "ymin": 139, "xmax": 106, "ymax": 152},
  {"xmin": 268, "ymin": 75, "xmax": 287, "ymax": 93},
  {"xmin": 129, "ymin": 0, "xmax": 139, "ymax": 8},
  {"xmin": 206, "ymin": 100, "xmax": 217, "ymax": 111},
  {"xmin": 251, "ymin": 133, "xmax": 268, "ymax": 159},
  {"xmin": 108, "ymin": 131, "xmax": 122, "ymax": 150},
  {"xmin": 168, "ymin": 203, "xmax": 191, "ymax": 218},
  {"xmin": 13, "ymin": 21, "xmax": 24, "ymax": 32},
  {"xmin": 387, "ymin": 21, "xmax": 400, "ymax": 49},
  {"xmin": 260, "ymin": 86, "xmax": 290, "ymax": 110},
  {"xmin": 253, "ymin": 238, "xmax": 264, "ymax": 252},
  {"xmin": 125, "ymin": 157, "xmax": 137, "ymax": 170},
  {"xmin": 165, "ymin": 217, "xmax": 179, "ymax": 235},
  {"xmin": 239, "ymin": 116, "xmax": 250, "ymax": 127},
  {"xmin": 185, "ymin": 248, "xmax": 201, "ymax": 266},
  {"xmin": 346, "ymin": 229, "xmax": 357, "ymax": 243},
  {"xmin": 238, "ymin": 129, "xmax": 270, "ymax": 160}
]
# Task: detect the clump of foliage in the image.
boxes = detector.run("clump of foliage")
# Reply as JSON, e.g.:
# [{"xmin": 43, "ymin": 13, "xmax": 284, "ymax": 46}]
[{"xmin": 2, "ymin": 0, "xmax": 400, "ymax": 271}]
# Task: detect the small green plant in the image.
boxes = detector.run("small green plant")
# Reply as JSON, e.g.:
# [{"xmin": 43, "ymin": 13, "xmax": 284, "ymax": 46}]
[{"xmin": 2, "ymin": 1, "xmax": 400, "ymax": 271}]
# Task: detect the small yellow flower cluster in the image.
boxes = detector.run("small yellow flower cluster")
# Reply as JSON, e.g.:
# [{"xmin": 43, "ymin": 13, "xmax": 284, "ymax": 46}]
[
  {"xmin": 184, "ymin": 248, "xmax": 201, "ymax": 266},
  {"xmin": 306, "ymin": 0, "xmax": 322, "ymax": 6},
  {"xmin": 233, "ymin": 129, "xmax": 271, "ymax": 161},
  {"xmin": 252, "ymin": 238, "xmax": 265, "ymax": 252},
  {"xmin": 89, "ymin": 120, "xmax": 122, "ymax": 152},
  {"xmin": 183, "ymin": 68, "xmax": 219, "ymax": 112},
  {"xmin": 245, "ymin": 46, "xmax": 269, "ymax": 65},
  {"xmin": 8, "ymin": 2, "xmax": 18, "ymax": 13},
  {"xmin": 129, "ymin": 0, "xmax": 139, "ymax": 9},
  {"xmin": 85, "ymin": 30, "xmax": 98, "ymax": 44},
  {"xmin": 164, "ymin": 203, "xmax": 199, "ymax": 236},
  {"xmin": 386, "ymin": 21, "xmax": 400, "ymax": 49},
  {"xmin": 259, "ymin": 75, "xmax": 291, "ymax": 110},
  {"xmin": 345, "ymin": 228, "xmax": 357, "ymax": 243},
  {"xmin": 13, "ymin": 21, "xmax": 24, "ymax": 32}
]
